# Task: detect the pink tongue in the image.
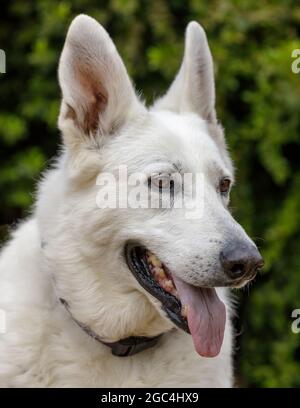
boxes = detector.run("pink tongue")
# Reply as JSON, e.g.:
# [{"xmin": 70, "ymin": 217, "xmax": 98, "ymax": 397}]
[{"xmin": 173, "ymin": 276, "xmax": 226, "ymax": 358}]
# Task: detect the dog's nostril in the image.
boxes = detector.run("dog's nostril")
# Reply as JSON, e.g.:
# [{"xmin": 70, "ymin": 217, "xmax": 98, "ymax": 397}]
[
  {"xmin": 230, "ymin": 263, "xmax": 245, "ymax": 277},
  {"xmin": 220, "ymin": 250, "xmax": 247, "ymax": 280},
  {"xmin": 256, "ymin": 259, "xmax": 264, "ymax": 270},
  {"xmin": 220, "ymin": 243, "xmax": 264, "ymax": 281}
]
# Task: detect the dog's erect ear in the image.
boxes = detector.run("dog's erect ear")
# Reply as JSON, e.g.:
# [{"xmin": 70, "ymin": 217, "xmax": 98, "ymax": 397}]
[
  {"xmin": 153, "ymin": 22, "xmax": 216, "ymax": 123},
  {"xmin": 58, "ymin": 15, "xmax": 143, "ymax": 142}
]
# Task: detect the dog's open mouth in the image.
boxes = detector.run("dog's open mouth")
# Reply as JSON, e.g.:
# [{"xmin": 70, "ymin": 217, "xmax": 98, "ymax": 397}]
[{"xmin": 125, "ymin": 244, "xmax": 226, "ymax": 357}]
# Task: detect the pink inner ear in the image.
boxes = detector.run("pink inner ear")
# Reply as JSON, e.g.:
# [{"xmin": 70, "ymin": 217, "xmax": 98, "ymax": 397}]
[{"xmin": 66, "ymin": 63, "xmax": 108, "ymax": 135}]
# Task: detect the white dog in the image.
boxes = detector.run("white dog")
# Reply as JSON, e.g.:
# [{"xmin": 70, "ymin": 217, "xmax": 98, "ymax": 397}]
[{"xmin": 0, "ymin": 15, "xmax": 263, "ymax": 387}]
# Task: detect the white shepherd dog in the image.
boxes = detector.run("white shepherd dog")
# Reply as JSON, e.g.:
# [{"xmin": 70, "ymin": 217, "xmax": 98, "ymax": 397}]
[{"xmin": 0, "ymin": 15, "xmax": 263, "ymax": 387}]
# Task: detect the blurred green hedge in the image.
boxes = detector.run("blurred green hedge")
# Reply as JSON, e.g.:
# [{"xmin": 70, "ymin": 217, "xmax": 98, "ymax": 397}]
[{"xmin": 0, "ymin": 0, "xmax": 299, "ymax": 387}]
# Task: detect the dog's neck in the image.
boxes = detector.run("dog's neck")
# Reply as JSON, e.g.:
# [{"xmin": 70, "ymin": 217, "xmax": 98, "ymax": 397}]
[{"xmin": 59, "ymin": 297, "xmax": 164, "ymax": 357}]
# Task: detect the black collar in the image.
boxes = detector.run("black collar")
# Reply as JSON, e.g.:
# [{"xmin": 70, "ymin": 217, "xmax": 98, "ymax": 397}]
[{"xmin": 59, "ymin": 298, "xmax": 163, "ymax": 357}]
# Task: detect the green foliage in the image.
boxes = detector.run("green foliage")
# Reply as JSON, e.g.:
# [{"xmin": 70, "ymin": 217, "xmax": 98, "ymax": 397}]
[{"xmin": 0, "ymin": 0, "xmax": 299, "ymax": 387}]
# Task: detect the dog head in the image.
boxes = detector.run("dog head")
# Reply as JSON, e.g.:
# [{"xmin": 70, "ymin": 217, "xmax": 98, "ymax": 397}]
[{"xmin": 37, "ymin": 15, "xmax": 263, "ymax": 358}]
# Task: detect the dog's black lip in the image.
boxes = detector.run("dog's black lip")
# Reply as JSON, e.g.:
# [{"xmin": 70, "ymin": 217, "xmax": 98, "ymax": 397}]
[{"xmin": 125, "ymin": 243, "xmax": 190, "ymax": 334}]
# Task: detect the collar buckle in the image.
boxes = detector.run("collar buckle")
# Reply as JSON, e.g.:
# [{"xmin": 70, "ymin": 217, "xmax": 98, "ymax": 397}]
[{"xmin": 107, "ymin": 335, "xmax": 163, "ymax": 357}]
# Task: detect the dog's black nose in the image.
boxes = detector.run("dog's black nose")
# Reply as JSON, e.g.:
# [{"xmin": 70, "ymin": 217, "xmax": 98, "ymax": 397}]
[{"xmin": 220, "ymin": 242, "xmax": 264, "ymax": 280}]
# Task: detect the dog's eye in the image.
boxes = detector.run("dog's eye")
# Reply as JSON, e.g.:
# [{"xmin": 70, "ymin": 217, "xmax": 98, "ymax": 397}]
[
  {"xmin": 148, "ymin": 174, "xmax": 174, "ymax": 193},
  {"xmin": 219, "ymin": 178, "xmax": 231, "ymax": 194}
]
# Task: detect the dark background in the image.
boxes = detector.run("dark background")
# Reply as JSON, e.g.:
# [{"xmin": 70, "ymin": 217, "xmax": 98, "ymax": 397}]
[{"xmin": 0, "ymin": 0, "xmax": 300, "ymax": 387}]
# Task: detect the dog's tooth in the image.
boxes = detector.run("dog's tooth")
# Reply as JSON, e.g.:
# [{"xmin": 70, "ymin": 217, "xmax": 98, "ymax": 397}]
[
  {"xmin": 147, "ymin": 254, "xmax": 155, "ymax": 264},
  {"xmin": 152, "ymin": 258, "xmax": 162, "ymax": 268},
  {"xmin": 164, "ymin": 280, "xmax": 174, "ymax": 291},
  {"xmin": 173, "ymin": 289, "xmax": 179, "ymax": 298},
  {"xmin": 182, "ymin": 305, "xmax": 188, "ymax": 318},
  {"xmin": 155, "ymin": 268, "xmax": 165, "ymax": 279}
]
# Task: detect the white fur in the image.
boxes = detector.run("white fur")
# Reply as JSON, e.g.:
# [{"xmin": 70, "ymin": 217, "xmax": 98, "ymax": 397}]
[{"xmin": 0, "ymin": 15, "xmax": 256, "ymax": 387}]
